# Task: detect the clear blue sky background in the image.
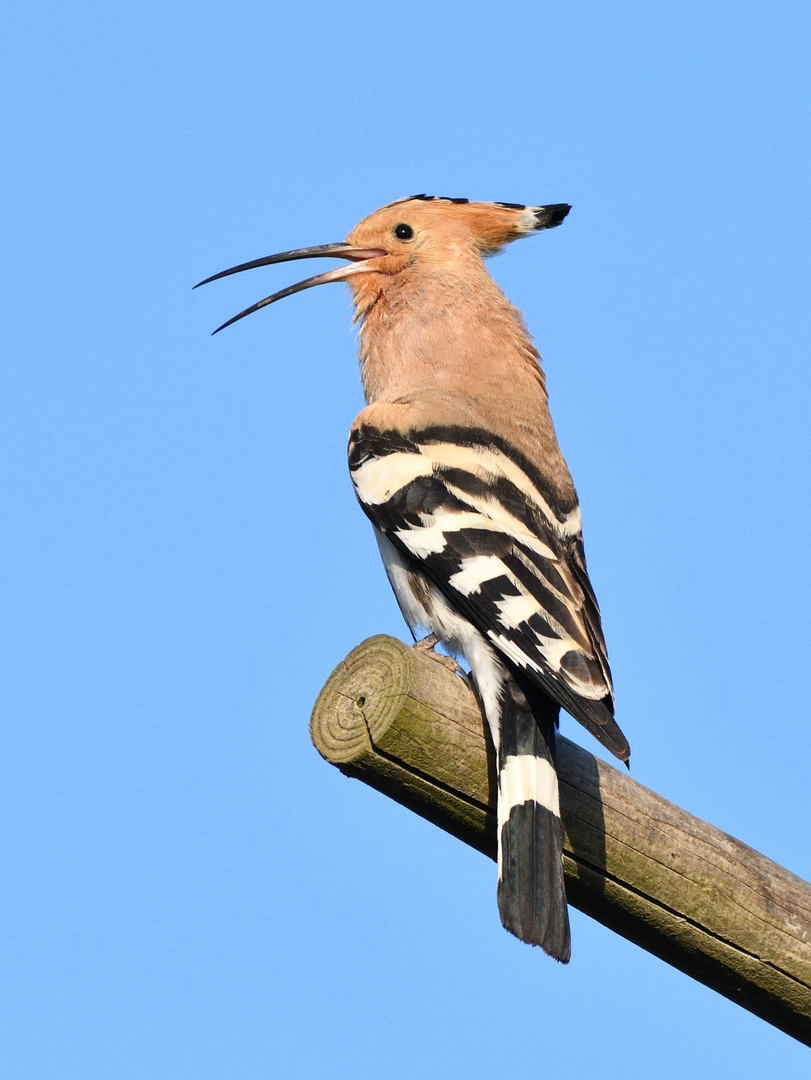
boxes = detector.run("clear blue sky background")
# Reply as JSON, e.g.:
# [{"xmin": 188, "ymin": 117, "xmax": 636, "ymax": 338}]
[{"xmin": 3, "ymin": 2, "xmax": 810, "ymax": 1076}]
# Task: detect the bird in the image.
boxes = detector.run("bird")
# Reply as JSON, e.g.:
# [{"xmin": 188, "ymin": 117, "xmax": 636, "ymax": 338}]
[{"xmin": 195, "ymin": 195, "xmax": 630, "ymax": 962}]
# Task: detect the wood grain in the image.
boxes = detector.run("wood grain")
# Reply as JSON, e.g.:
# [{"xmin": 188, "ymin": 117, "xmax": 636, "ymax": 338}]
[{"xmin": 311, "ymin": 635, "xmax": 811, "ymax": 1046}]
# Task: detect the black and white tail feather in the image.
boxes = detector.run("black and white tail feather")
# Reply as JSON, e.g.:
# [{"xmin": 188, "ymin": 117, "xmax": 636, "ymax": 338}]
[
  {"xmin": 498, "ymin": 676, "xmax": 569, "ymax": 959},
  {"xmin": 348, "ymin": 420, "xmax": 630, "ymax": 961}
]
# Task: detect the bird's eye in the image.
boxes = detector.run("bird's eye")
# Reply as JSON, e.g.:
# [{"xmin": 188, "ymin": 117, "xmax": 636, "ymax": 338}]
[{"xmin": 394, "ymin": 223, "xmax": 414, "ymax": 240}]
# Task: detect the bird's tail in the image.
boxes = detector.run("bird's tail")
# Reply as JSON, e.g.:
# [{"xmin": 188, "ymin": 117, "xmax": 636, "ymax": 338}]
[{"xmin": 496, "ymin": 676, "xmax": 571, "ymax": 962}]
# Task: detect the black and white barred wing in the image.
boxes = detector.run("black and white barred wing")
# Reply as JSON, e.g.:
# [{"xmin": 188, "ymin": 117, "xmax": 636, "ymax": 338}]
[{"xmin": 349, "ymin": 423, "xmax": 629, "ymax": 762}]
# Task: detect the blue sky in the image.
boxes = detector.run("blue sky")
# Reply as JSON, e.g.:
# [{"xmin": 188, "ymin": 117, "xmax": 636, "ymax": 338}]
[{"xmin": 3, "ymin": 1, "xmax": 810, "ymax": 1076}]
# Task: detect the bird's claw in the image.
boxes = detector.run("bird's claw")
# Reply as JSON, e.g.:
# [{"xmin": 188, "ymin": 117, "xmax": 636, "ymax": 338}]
[{"xmin": 413, "ymin": 633, "xmax": 467, "ymax": 677}]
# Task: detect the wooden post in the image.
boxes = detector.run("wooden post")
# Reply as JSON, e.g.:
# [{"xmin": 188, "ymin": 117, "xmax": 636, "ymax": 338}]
[{"xmin": 310, "ymin": 634, "xmax": 811, "ymax": 1046}]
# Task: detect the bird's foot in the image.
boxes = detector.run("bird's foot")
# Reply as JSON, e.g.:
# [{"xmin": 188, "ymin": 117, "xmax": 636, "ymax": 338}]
[{"xmin": 413, "ymin": 633, "xmax": 466, "ymax": 677}]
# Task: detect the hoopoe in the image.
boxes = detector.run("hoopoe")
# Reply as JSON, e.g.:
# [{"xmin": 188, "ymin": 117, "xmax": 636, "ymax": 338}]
[{"xmin": 196, "ymin": 195, "xmax": 630, "ymax": 962}]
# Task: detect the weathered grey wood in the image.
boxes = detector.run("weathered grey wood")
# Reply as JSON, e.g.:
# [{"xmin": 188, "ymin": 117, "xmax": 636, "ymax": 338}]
[{"xmin": 311, "ymin": 634, "xmax": 811, "ymax": 1046}]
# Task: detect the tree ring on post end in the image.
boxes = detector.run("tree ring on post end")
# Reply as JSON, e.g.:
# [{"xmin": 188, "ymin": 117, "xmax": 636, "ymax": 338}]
[{"xmin": 310, "ymin": 635, "xmax": 414, "ymax": 764}]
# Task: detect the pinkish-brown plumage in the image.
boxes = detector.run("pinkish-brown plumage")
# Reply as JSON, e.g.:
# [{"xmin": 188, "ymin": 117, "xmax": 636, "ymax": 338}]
[{"xmin": 345, "ymin": 199, "xmax": 577, "ymax": 506}]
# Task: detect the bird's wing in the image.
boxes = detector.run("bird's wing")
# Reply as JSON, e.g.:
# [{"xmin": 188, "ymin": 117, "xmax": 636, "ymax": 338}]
[{"xmin": 349, "ymin": 419, "xmax": 629, "ymax": 761}]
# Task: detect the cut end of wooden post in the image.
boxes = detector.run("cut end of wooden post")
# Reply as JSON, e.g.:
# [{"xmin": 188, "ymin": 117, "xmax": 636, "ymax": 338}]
[{"xmin": 310, "ymin": 635, "xmax": 415, "ymax": 765}]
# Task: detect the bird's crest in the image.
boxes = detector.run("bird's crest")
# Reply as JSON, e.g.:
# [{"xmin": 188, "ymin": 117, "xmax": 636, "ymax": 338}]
[{"xmin": 372, "ymin": 195, "xmax": 571, "ymax": 255}]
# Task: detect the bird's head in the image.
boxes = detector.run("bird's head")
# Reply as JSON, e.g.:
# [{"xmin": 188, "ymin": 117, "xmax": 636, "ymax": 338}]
[{"xmin": 195, "ymin": 196, "xmax": 570, "ymax": 333}]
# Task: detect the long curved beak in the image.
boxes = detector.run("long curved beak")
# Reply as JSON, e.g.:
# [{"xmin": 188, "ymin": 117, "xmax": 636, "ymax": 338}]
[{"xmin": 194, "ymin": 242, "xmax": 390, "ymax": 334}]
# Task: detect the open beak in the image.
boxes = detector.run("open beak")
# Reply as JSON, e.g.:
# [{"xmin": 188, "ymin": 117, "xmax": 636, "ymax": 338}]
[{"xmin": 194, "ymin": 242, "xmax": 390, "ymax": 334}]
